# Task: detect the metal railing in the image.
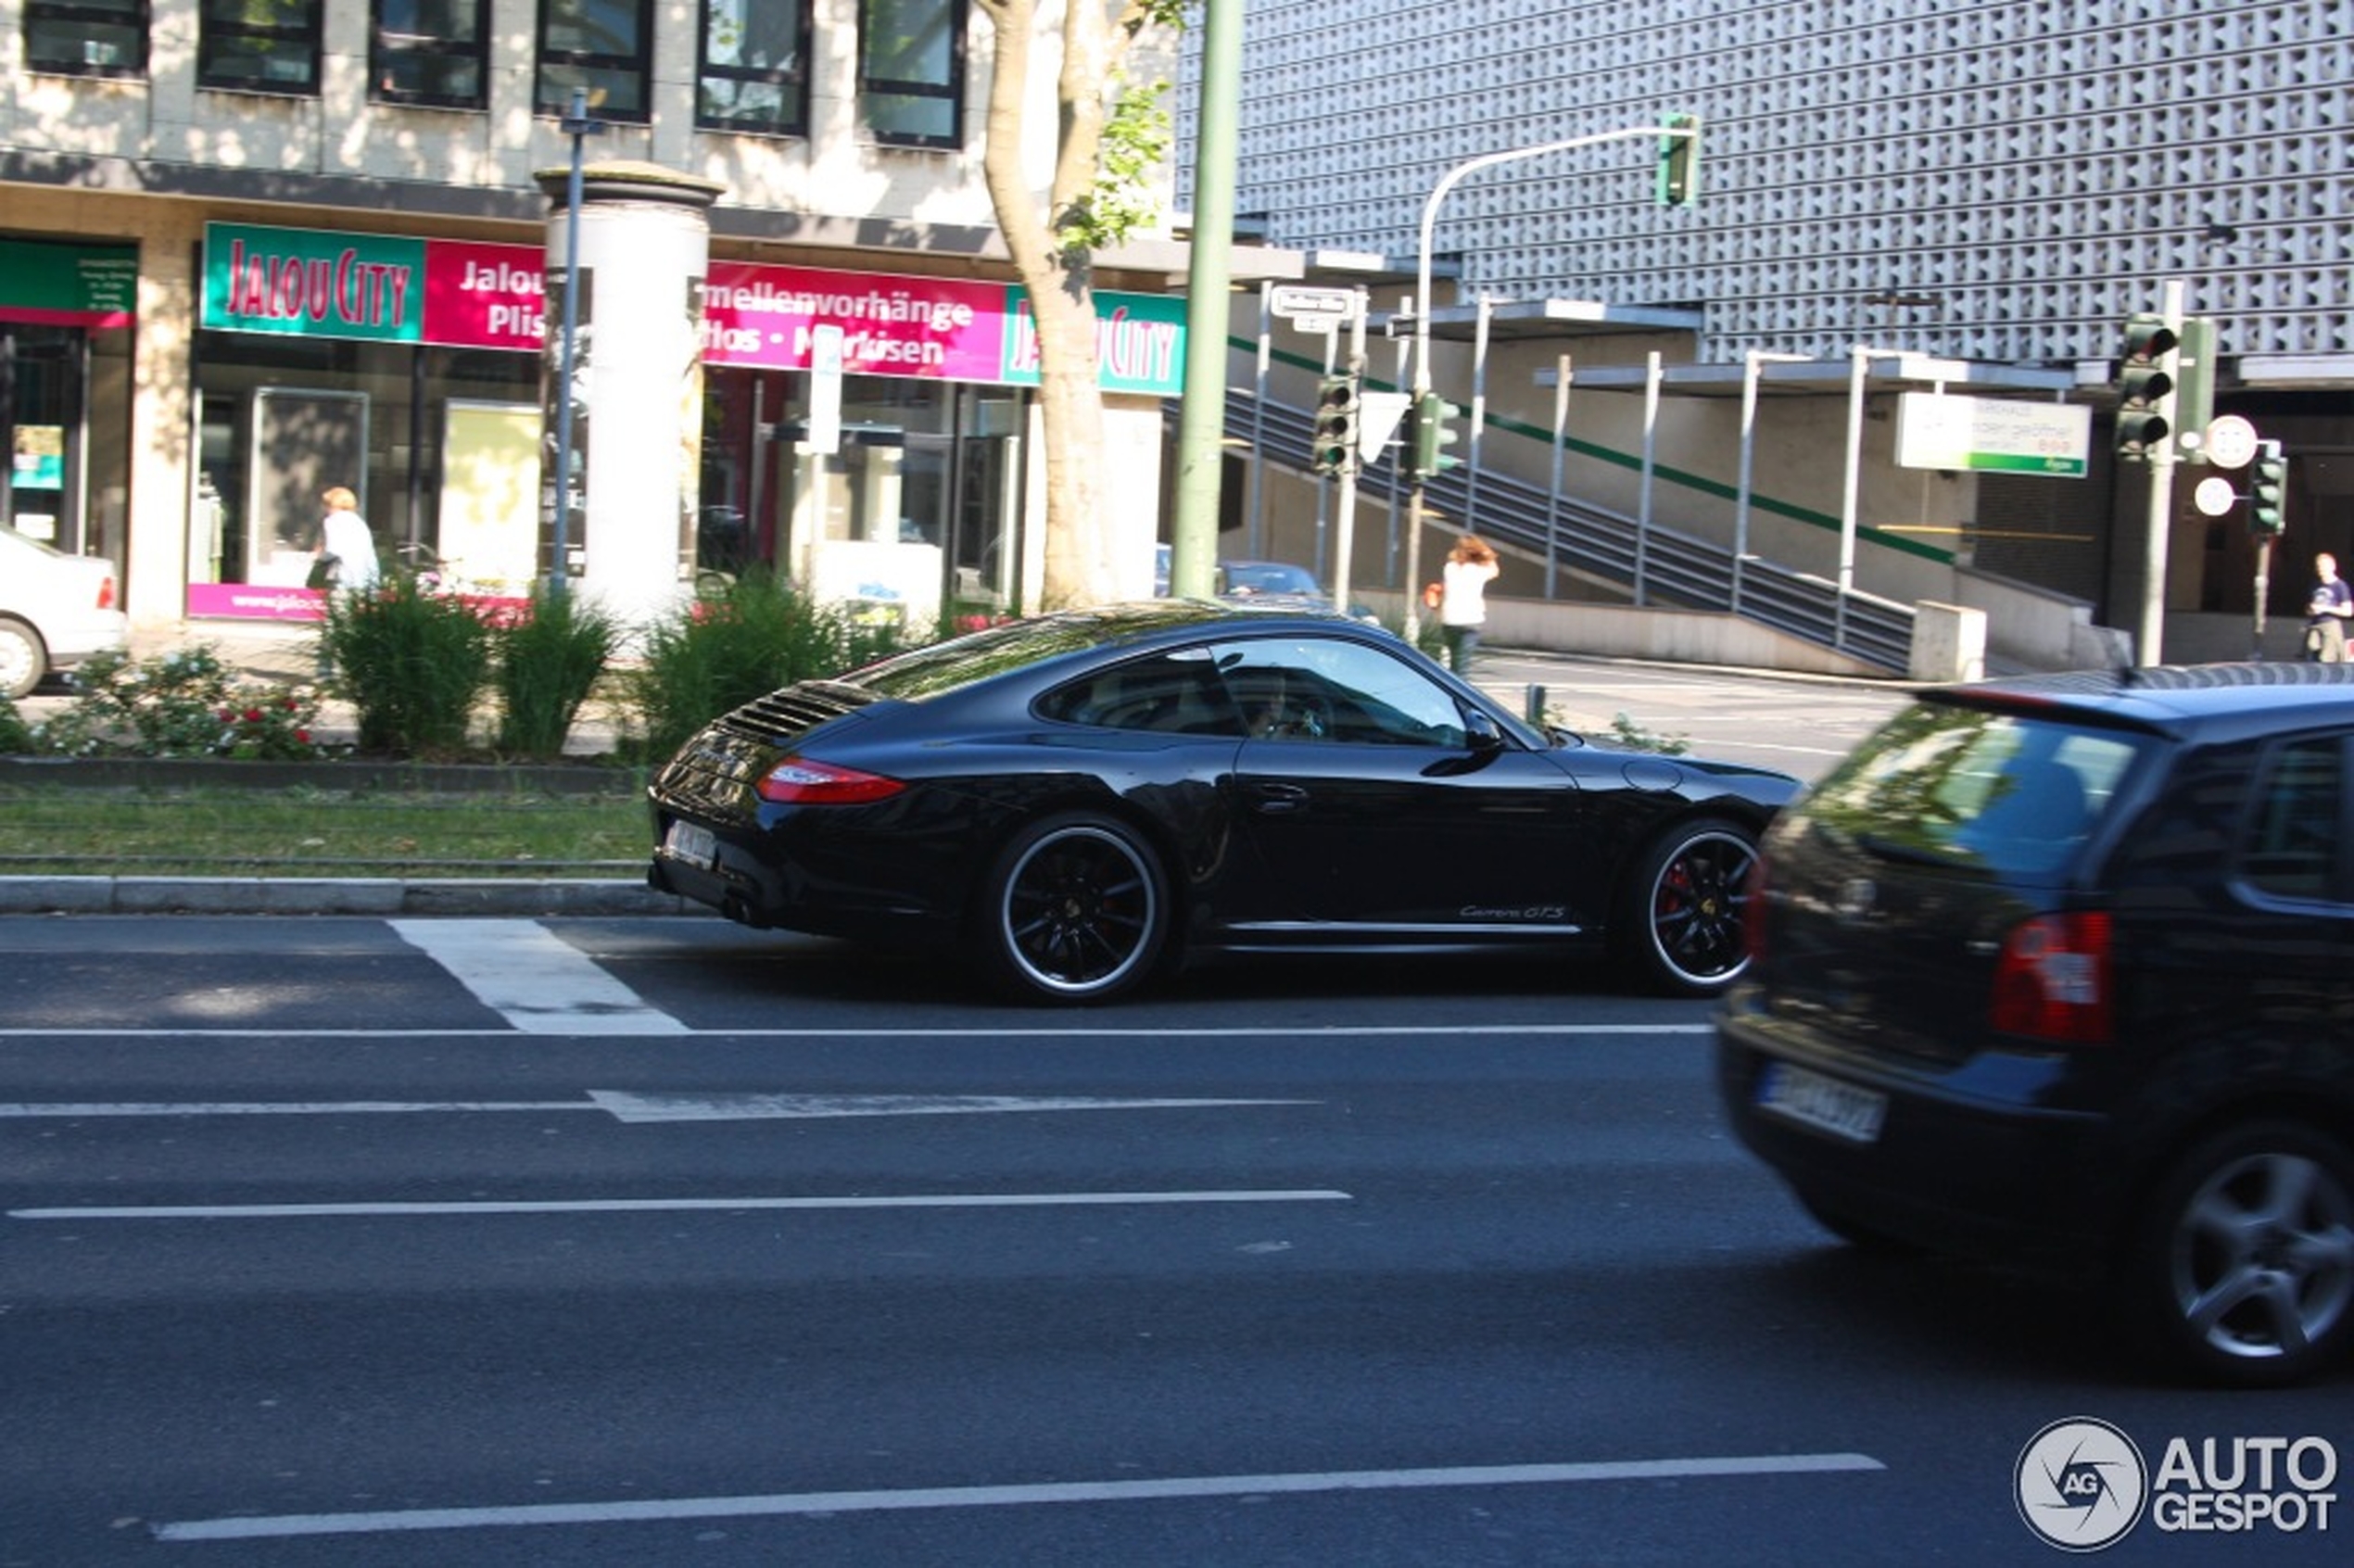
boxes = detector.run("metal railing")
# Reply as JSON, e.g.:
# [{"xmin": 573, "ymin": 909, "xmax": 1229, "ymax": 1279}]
[{"xmin": 1208, "ymin": 389, "xmax": 1915, "ymax": 673}]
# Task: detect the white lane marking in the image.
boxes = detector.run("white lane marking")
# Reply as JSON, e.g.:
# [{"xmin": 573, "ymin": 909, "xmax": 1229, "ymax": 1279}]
[
  {"xmin": 388, "ymin": 918, "xmax": 687, "ymax": 1034},
  {"xmin": 587, "ymin": 1091, "xmax": 1317, "ymax": 1122},
  {"xmin": 0, "ymin": 1101, "xmax": 584, "ymax": 1118},
  {"xmin": 0, "ymin": 1093, "xmax": 1315, "ymax": 1122},
  {"xmin": 154, "ymin": 1452, "xmax": 1885, "ymax": 1541},
  {"xmin": 10, "ymin": 1189, "xmax": 1352, "ymax": 1220},
  {"xmin": 0, "ymin": 1023, "xmax": 1711, "ymax": 1040}
]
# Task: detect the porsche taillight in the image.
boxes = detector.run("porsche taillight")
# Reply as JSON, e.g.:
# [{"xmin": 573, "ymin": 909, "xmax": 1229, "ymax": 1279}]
[
  {"xmin": 754, "ymin": 756, "xmax": 905, "ymax": 805},
  {"xmin": 1990, "ymin": 911, "xmax": 2112, "ymax": 1044}
]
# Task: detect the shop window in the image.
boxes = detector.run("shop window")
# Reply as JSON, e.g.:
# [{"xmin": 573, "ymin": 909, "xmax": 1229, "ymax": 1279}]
[
  {"xmin": 24, "ymin": 0, "xmax": 148, "ymax": 78},
  {"xmin": 697, "ymin": 0, "xmax": 808, "ymax": 136},
  {"xmin": 373, "ymin": 0, "xmax": 487, "ymax": 108},
  {"xmin": 859, "ymin": 0, "xmax": 964, "ymax": 148},
  {"xmin": 536, "ymin": 0, "xmax": 652, "ymax": 122},
  {"xmin": 196, "ymin": 0, "xmax": 322, "ymax": 94}
]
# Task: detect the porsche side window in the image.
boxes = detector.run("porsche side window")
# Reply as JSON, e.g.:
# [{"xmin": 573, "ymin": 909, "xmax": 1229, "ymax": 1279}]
[
  {"xmin": 1037, "ymin": 655, "xmax": 1244, "ymax": 736},
  {"xmin": 1211, "ymin": 639, "xmax": 1466, "ymax": 747}
]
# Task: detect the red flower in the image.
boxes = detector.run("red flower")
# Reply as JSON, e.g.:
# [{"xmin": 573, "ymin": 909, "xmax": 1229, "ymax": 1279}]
[{"xmin": 243, "ymin": 708, "xmax": 265, "ymax": 724}]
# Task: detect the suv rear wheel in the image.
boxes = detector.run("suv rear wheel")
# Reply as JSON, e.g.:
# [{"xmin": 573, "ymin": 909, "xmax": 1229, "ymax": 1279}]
[{"xmin": 2123, "ymin": 1120, "xmax": 2354, "ymax": 1387}]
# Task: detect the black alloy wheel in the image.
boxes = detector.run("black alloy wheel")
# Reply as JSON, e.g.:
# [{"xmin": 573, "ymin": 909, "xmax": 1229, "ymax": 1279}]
[
  {"xmin": 975, "ymin": 812, "xmax": 1170, "ymax": 1004},
  {"xmin": 1615, "ymin": 816, "xmax": 1760, "ymax": 996}
]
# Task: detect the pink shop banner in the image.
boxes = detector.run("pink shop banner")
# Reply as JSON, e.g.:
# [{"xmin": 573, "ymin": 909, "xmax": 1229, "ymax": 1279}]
[{"xmin": 700, "ymin": 262, "xmax": 1006, "ymax": 380}]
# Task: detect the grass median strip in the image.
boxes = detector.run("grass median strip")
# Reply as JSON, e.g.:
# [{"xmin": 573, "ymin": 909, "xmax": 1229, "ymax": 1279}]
[{"xmin": 0, "ymin": 780, "xmax": 651, "ymax": 879}]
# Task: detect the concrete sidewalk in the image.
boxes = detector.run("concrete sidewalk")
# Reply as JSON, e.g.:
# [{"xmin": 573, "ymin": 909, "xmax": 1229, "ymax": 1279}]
[{"xmin": 0, "ymin": 873, "xmax": 686, "ymax": 917}]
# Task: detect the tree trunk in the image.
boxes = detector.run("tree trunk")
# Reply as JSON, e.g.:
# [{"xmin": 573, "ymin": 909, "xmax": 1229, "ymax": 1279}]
[{"xmin": 977, "ymin": 0, "xmax": 1118, "ymax": 609}]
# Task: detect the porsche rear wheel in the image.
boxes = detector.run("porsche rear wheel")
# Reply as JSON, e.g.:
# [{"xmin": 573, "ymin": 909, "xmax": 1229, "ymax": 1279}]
[{"xmin": 973, "ymin": 813, "xmax": 1170, "ymax": 1005}]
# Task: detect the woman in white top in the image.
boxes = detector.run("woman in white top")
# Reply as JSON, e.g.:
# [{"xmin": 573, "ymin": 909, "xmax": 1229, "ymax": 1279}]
[
  {"xmin": 1438, "ymin": 534, "xmax": 1500, "ymax": 676},
  {"xmin": 315, "ymin": 486, "xmax": 381, "ymax": 592}
]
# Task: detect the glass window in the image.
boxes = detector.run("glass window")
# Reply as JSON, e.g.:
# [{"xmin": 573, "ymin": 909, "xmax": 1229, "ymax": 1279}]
[
  {"xmin": 2238, "ymin": 736, "xmax": 2348, "ymax": 902},
  {"xmin": 1211, "ymin": 637, "xmax": 1470, "ymax": 747},
  {"xmin": 197, "ymin": 0, "xmax": 321, "ymax": 94},
  {"xmin": 858, "ymin": 0, "xmax": 963, "ymax": 148},
  {"xmin": 536, "ymin": 0, "xmax": 652, "ymax": 121},
  {"xmin": 24, "ymin": 0, "xmax": 148, "ymax": 78},
  {"xmin": 1038, "ymin": 651, "xmax": 1244, "ymax": 737},
  {"xmin": 698, "ymin": 0, "xmax": 807, "ymax": 136},
  {"xmin": 373, "ymin": 0, "xmax": 486, "ymax": 107},
  {"xmin": 1799, "ymin": 702, "xmax": 2144, "ymax": 879}
]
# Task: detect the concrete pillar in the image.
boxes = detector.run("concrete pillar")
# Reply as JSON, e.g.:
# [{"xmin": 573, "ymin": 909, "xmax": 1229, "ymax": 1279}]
[
  {"xmin": 534, "ymin": 160, "xmax": 726, "ymax": 631},
  {"xmin": 1910, "ymin": 601, "xmax": 1987, "ymax": 683}
]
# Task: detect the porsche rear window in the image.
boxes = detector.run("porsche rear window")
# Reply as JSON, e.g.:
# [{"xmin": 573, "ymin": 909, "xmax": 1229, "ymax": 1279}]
[{"xmin": 1795, "ymin": 702, "xmax": 2145, "ymax": 878}]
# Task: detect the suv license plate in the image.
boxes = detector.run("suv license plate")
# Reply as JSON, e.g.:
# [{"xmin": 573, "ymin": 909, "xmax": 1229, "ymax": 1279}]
[
  {"xmin": 662, "ymin": 819, "xmax": 716, "ymax": 869},
  {"xmin": 1757, "ymin": 1062, "xmax": 1887, "ymax": 1144}
]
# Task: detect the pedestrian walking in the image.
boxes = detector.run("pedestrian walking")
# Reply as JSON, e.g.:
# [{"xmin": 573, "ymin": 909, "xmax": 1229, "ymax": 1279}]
[{"xmin": 1437, "ymin": 534, "xmax": 1500, "ymax": 677}]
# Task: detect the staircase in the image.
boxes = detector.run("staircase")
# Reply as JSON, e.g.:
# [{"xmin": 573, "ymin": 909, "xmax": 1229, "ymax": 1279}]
[{"xmin": 1213, "ymin": 389, "xmax": 1916, "ymax": 674}]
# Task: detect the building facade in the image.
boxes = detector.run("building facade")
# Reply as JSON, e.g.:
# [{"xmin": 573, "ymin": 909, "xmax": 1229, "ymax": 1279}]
[
  {"xmin": 1182, "ymin": 0, "xmax": 2351, "ymax": 663},
  {"xmin": 2, "ymin": 0, "xmax": 1219, "ymax": 635}
]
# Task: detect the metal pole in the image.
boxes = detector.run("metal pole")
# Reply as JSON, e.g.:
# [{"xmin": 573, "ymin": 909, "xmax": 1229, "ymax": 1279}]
[
  {"xmin": 1636, "ymin": 350, "xmax": 1660, "ymax": 604},
  {"xmin": 1247, "ymin": 281, "xmax": 1270, "ymax": 560},
  {"xmin": 1330, "ymin": 300, "xmax": 1365, "ymax": 613},
  {"xmin": 1406, "ymin": 122, "xmax": 1692, "ymax": 640},
  {"xmin": 1169, "ymin": 0, "xmax": 1242, "ymax": 600},
  {"xmin": 1465, "ymin": 294, "xmax": 1490, "ymax": 531},
  {"xmin": 1545, "ymin": 353, "xmax": 1570, "ymax": 599},
  {"xmin": 1734, "ymin": 350, "xmax": 1762, "ymax": 617},
  {"xmin": 2134, "ymin": 278, "xmax": 2186, "ymax": 666},
  {"xmin": 551, "ymin": 87, "xmax": 592, "ymax": 598},
  {"xmin": 1837, "ymin": 344, "xmax": 1868, "ymax": 650}
]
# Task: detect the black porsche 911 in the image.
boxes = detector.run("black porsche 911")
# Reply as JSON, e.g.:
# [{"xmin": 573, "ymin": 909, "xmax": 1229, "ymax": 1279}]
[{"xmin": 647, "ymin": 601, "xmax": 1800, "ymax": 1004}]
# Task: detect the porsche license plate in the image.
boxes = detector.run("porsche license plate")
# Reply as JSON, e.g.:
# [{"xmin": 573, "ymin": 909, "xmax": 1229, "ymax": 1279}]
[
  {"xmin": 1757, "ymin": 1062, "xmax": 1887, "ymax": 1144},
  {"xmin": 662, "ymin": 819, "xmax": 716, "ymax": 869}
]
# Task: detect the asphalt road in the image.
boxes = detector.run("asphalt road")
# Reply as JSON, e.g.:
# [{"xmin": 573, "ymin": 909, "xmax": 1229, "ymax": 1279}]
[{"xmin": 1, "ymin": 917, "xmax": 2346, "ymax": 1565}]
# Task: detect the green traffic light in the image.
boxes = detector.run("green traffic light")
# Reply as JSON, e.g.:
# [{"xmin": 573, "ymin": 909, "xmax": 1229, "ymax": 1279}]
[
  {"xmin": 1412, "ymin": 392, "xmax": 1462, "ymax": 475},
  {"xmin": 1657, "ymin": 113, "xmax": 1702, "ymax": 207},
  {"xmin": 2249, "ymin": 454, "xmax": 2288, "ymax": 536}
]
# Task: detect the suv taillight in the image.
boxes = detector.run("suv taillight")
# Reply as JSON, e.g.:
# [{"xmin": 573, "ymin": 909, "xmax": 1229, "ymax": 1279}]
[
  {"xmin": 97, "ymin": 575, "xmax": 118, "ymax": 611},
  {"xmin": 1991, "ymin": 912, "xmax": 2112, "ymax": 1043}
]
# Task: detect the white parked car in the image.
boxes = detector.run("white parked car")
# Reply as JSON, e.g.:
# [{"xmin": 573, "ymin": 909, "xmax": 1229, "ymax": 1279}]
[{"xmin": 0, "ymin": 525, "xmax": 130, "ymax": 699}]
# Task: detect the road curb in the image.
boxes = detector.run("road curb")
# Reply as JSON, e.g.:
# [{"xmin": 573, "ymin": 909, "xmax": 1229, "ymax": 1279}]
[{"xmin": 0, "ymin": 876, "xmax": 693, "ymax": 917}]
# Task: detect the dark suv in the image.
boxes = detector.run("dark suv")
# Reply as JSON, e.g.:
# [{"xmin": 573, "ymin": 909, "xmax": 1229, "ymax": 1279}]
[{"xmin": 1717, "ymin": 664, "xmax": 2354, "ymax": 1386}]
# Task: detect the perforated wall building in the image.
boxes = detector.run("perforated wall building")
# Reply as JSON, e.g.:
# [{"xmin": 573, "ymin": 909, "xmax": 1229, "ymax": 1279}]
[
  {"xmin": 1183, "ymin": 0, "xmax": 2348, "ymax": 364},
  {"xmin": 1177, "ymin": 0, "xmax": 2351, "ymax": 664}
]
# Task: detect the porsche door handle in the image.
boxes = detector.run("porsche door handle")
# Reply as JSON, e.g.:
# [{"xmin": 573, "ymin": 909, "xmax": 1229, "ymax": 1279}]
[{"xmin": 1246, "ymin": 782, "xmax": 1310, "ymax": 814}]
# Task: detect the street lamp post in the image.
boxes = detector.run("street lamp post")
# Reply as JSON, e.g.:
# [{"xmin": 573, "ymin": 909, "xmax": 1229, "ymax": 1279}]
[{"xmin": 1404, "ymin": 121, "xmax": 1698, "ymax": 639}]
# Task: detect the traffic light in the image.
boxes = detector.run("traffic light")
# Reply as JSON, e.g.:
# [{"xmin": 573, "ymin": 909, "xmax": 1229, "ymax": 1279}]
[
  {"xmin": 1310, "ymin": 373, "xmax": 1359, "ymax": 476},
  {"xmin": 1656, "ymin": 112, "xmax": 1702, "ymax": 207},
  {"xmin": 2248, "ymin": 448, "xmax": 2288, "ymax": 537},
  {"xmin": 2114, "ymin": 312, "xmax": 2177, "ymax": 462},
  {"xmin": 1412, "ymin": 392, "xmax": 1462, "ymax": 477},
  {"xmin": 1396, "ymin": 396, "xmax": 1425, "ymax": 480}
]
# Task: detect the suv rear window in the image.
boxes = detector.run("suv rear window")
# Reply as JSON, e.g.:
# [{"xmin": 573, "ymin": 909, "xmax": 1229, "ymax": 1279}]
[{"xmin": 1797, "ymin": 702, "xmax": 2145, "ymax": 878}]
